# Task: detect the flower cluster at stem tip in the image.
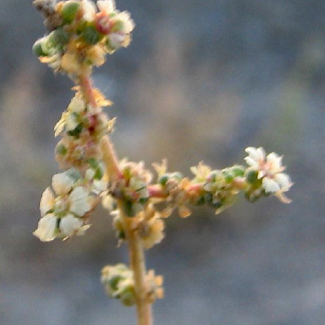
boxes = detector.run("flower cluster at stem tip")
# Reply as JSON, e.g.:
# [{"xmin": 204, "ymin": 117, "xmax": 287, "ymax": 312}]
[
  {"xmin": 33, "ymin": 0, "xmax": 134, "ymax": 77},
  {"xmin": 33, "ymin": 0, "xmax": 293, "ymax": 307}
]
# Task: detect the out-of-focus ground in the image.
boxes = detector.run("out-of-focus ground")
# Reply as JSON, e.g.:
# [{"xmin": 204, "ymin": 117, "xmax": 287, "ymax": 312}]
[{"xmin": 0, "ymin": 0, "xmax": 325, "ymax": 324}]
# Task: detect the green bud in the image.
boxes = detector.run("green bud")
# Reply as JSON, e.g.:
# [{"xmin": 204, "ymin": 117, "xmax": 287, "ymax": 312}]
[
  {"xmin": 56, "ymin": 144, "xmax": 67, "ymax": 155},
  {"xmin": 41, "ymin": 36, "xmax": 59, "ymax": 56},
  {"xmin": 224, "ymin": 173, "xmax": 234, "ymax": 183},
  {"xmin": 94, "ymin": 165, "xmax": 104, "ymax": 180},
  {"xmin": 62, "ymin": 1, "xmax": 80, "ymax": 23},
  {"xmin": 88, "ymin": 158, "xmax": 99, "ymax": 169},
  {"xmin": 108, "ymin": 275, "xmax": 123, "ymax": 291},
  {"xmin": 32, "ymin": 39, "xmax": 47, "ymax": 57},
  {"xmin": 49, "ymin": 28, "xmax": 70, "ymax": 48},
  {"xmin": 82, "ymin": 25, "xmax": 102, "ymax": 45},
  {"xmin": 120, "ymin": 289, "xmax": 136, "ymax": 307},
  {"xmin": 231, "ymin": 166, "xmax": 245, "ymax": 178},
  {"xmin": 139, "ymin": 197, "xmax": 149, "ymax": 205},
  {"xmin": 246, "ymin": 170, "xmax": 258, "ymax": 184},
  {"xmin": 158, "ymin": 174, "xmax": 170, "ymax": 186}
]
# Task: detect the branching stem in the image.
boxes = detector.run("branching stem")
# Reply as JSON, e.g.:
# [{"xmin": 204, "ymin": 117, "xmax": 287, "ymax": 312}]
[{"xmin": 79, "ymin": 73, "xmax": 152, "ymax": 325}]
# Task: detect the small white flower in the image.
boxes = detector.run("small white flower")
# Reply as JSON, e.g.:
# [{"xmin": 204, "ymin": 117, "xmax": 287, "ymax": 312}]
[
  {"xmin": 82, "ymin": 0, "xmax": 97, "ymax": 21},
  {"xmin": 35, "ymin": 171, "xmax": 93, "ymax": 242},
  {"xmin": 97, "ymin": 0, "xmax": 115, "ymax": 13},
  {"xmin": 114, "ymin": 11, "xmax": 135, "ymax": 34},
  {"xmin": 244, "ymin": 147, "xmax": 292, "ymax": 202}
]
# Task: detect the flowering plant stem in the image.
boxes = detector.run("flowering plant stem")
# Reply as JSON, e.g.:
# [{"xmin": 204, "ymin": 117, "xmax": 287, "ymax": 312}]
[{"xmin": 80, "ymin": 74, "xmax": 152, "ymax": 325}]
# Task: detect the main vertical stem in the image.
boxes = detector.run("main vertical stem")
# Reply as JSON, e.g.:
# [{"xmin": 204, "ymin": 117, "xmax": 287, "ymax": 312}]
[
  {"xmin": 79, "ymin": 74, "xmax": 152, "ymax": 325},
  {"xmin": 118, "ymin": 203, "xmax": 153, "ymax": 325}
]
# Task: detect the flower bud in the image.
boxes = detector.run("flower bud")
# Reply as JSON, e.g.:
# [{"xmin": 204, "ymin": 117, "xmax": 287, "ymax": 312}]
[
  {"xmin": 48, "ymin": 28, "xmax": 70, "ymax": 48},
  {"xmin": 32, "ymin": 39, "xmax": 47, "ymax": 57},
  {"xmin": 245, "ymin": 170, "xmax": 258, "ymax": 184},
  {"xmin": 82, "ymin": 25, "xmax": 102, "ymax": 45},
  {"xmin": 61, "ymin": 1, "xmax": 80, "ymax": 23},
  {"xmin": 158, "ymin": 174, "xmax": 169, "ymax": 186}
]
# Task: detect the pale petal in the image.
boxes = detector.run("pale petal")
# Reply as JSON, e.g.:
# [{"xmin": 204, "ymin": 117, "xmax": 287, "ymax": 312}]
[
  {"xmin": 52, "ymin": 173, "xmax": 74, "ymax": 195},
  {"xmin": 40, "ymin": 187, "xmax": 55, "ymax": 217},
  {"xmin": 274, "ymin": 173, "xmax": 291, "ymax": 190},
  {"xmin": 93, "ymin": 180, "xmax": 107, "ymax": 194},
  {"xmin": 244, "ymin": 157, "xmax": 258, "ymax": 168},
  {"xmin": 82, "ymin": 0, "xmax": 97, "ymax": 21},
  {"xmin": 262, "ymin": 177, "xmax": 280, "ymax": 193},
  {"xmin": 97, "ymin": 0, "xmax": 115, "ymax": 13},
  {"xmin": 60, "ymin": 214, "xmax": 83, "ymax": 237},
  {"xmin": 33, "ymin": 214, "xmax": 57, "ymax": 242},
  {"xmin": 256, "ymin": 147, "xmax": 266, "ymax": 161},
  {"xmin": 76, "ymin": 224, "xmax": 91, "ymax": 236},
  {"xmin": 68, "ymin": 96, "xmax": 85, "ymax": 113},
  {"xmin": 66, "ymin": 113, "xmax": 79, "ymax": 131},
  {"xmin": 69, "ymin": 187, "xmax": 91, "ymax": 216},
  {"xmin": 267, "ymin": 152, "xmax": 282, "ymax": 171},
  {"xmin": 108, "ymin": 33, "xmax": 125, "ymax": 49},
  {"xmin": 85, "ymin": 168, "xmax": 95, "ymax": 181},
  {"xmin": 245, "ymin": 147, "xmax": 260, "ymax": 161}
]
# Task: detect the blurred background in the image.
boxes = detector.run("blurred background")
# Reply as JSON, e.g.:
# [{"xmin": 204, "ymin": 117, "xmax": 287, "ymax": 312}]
[{"xmin": 0, "ymin": 0, "xmax": 325, "ymax": 324}]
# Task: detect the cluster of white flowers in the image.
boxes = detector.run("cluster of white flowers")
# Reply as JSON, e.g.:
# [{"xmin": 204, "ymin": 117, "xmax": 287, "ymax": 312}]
[
  {"xmin": 33, "ymin": 0, "xmax": 135, "ymax": 76},
  {"xmin": 34, "ymin": 170, "xmax": 93, "ymax": 241},
  {"xmin": 244, "ymin": 147, "xmax": 292, "ymax": 203},
  {"xmin": 85, "ymin": 0, "xmax": 135, "ymax": 52},
  {"xmin": 55, "ymin": 90, "xmax": 114, "ymax": 170}
]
